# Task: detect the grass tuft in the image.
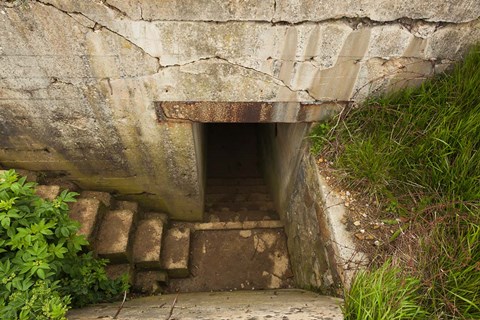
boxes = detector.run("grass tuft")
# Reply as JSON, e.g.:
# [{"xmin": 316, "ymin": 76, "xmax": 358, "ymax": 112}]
[{"xmin": 343, "ymin": 261, "xmax": 428, "ymax": 320}]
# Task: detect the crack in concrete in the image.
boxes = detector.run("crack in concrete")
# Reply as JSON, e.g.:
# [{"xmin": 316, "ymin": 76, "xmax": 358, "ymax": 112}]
[
  {"xmin": 159, "ymin": 55, "xmax": 316, "ymax": 100},
  {"xmin": 34, "ymin": 0, "xmax": 161, "ymax": 72},
  {"xmin": 101, "ymin": 0, "xmax": 130, "ymax": 19}
]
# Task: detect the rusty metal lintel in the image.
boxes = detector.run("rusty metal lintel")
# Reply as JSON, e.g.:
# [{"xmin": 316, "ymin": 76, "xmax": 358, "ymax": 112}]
[{"xmin": 155, "ymin": 101, "xmax": 346, "ymax": 123}]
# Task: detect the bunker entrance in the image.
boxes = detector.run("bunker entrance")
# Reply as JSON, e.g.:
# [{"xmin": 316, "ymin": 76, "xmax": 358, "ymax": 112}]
[{"xmin": 203, "ymin": 123, "xmax": 277, "ymax": 222}]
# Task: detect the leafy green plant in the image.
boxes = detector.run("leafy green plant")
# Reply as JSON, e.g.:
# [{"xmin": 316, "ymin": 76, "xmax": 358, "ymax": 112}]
[
  {"xmin": 0, "ymin": 169, "xmax": 128, "ymax": 319},
  {"xmin": 343, "ymin": 261, "xmax": 428, "ymax": 320}
]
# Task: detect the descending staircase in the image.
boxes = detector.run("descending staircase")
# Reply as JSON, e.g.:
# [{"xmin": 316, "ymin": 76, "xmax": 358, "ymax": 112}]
[
  {"xmin": 165, "ymin": 177, "xmax": 293, "ymax": 293},
  {"xmin": 34, "ymin": 179, "xmax": 294, "ymax": 294},
  {"xmin": 35, "ymin": 185, "xmax": 190, "ymax": 294}
]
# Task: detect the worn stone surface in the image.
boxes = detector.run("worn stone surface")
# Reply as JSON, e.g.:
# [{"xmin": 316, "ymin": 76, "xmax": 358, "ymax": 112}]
[
  {"xmin": 1, "ymin": 0, "xmax": 479, "ymax": 222},
  {"xmin": 259, "ymin": 123, "xmax": 344, "ymax": 293},
  {"xmin": 132, "ymin": 218, "xmax": 164, "ymax": 269},
  {"xmin": 105, "ymin": 263, "xmax": 134, "ymax": 283},
  {"xmin": 35, "ymin": 185, "xmax": 61, "ymax": 201},
  {"xmin": 161, "ymin": 227, "xmax": 191, "ymax": 278},
  {"xmin": 96, "ymin": 209, "xmax": 135, "ymax": 263},
  {"xmin": 167, "ymin": 228, "xmax": 293, "ymax": 292},
  {"xmin": 67, "ymin": 289, "xmax": 343, "ymax": 320},
  {"xmin": 133, "ymin": 270, "xmax": 168, "ymax": 294},
  {"xmin": 69, "ymin": 198, "xmax": 106, "ymax": 242},
  {"xmin": 114, "ymin": 200, "xmax": 138, "ymax": 213},
  {"xmin": 80, "ymin": 191, "xmax": 112, "ymax": 207}
]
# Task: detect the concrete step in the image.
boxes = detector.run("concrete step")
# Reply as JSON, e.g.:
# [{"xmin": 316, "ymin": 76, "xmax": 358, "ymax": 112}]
[
  {"xmin": 206, "ymin": 192, "xmax": 271, "ymax": 204},
  {"xmin": 35, "ymin": 185, "xmax": 61, "ymax": 201},
  {"xmin": 167, "ymin": 228, "xmax": 293, "ymax": 293},
  {"xmin": 206, "ymin": 184, "xmax": 268, "ymax": 194},
  {"xmin": 114, "ymin": 200, "xmax": 139, "ymax": 213},
  {"xmin": 96, "ymin": 209, "xmax": 136, "ymax": 263},
  {"xmin": 132, "ymin": 217, "xmax": 164, "ymax": 269},
  {"xmin": 207, "ymin": 210, "xmax": 279, "ymax": 222},
  {"xmin": 69, "ymin": 198, "xmax": 107, "ymax": 243},
  {"xmin": 133, "ymin": 270, "xmax": 168, "ymax": 294},
  {"xmin": 161, "ymin": 227, "xmax": 191, "ymax": 278},
  {"xmin": 105, "ymin": 263, "xmax": 135, "ymax": 284},
  {"xmin": 79, "ymin": 191, "xmax": 112, "ymax": 207},
  {"xmin": 67, "ymin": 290, "xmax": 344, "ymax": 320},
  {"xmin": 207, "ymin": 178, "xmax": 265, "ymax": 186},
  {"xmin": 206, "ymin": 201, "xmax": 275, "ymax": 211},
  {"xmin": 175, "ymin": 220, "xmax": 284, "ymax": 231}
]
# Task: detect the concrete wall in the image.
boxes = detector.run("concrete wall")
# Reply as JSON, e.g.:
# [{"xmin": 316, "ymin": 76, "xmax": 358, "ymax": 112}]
[
  {"xmin": 1, "ymin": 0, "xmax": 479, "ymax": 219},
  {"xmin": 259, "ymin": 123, "xmax": 342, "ymax": 293}
]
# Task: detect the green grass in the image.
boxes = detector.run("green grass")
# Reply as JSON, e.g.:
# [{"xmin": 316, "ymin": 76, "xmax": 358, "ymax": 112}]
[
  {"xmin": 313, "ymin": 44, "xmax": 480, "ymax": 319},
  {"xmin": 343, "ymin": 261, "xmax": 428, "ymax": 320}
]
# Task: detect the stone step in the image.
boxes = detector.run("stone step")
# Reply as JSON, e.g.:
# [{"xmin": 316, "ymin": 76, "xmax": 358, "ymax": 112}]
[
  {"xmin": 167, "ymin": 228, "xmax": 293, "ymax": 293},
  {"xmin": 132, "ymin": 217, "xmax": 164, "ymax": 269},
  {"xmin": 79, "ymin": 191, "xmax": 112, "ymax": 207},
  {"xmin": 205, "ymin": 192, "xmax": 271, "ymax": 204},
  {"xmin": 161, "ymin": 227, "xmax": 191, "ymax": 278},
  {"xmin": 206, "ymin": 184, "xmax": 268, "ymax": 194},
  {"xmin": 105, "ymin": 263, "xmax": 135, "ymax": 284},
  {"xmin": 114, "ymin": 200, "xmax": 139, "ymax": 213},
  {"xmin": 133, "ymin": 270, "xmax": 169, "ymax": 294},
  {"xmin": 96, "ymin": 209, "xmax": 136, "ymax": 263},
  {"xmin": 207, "ymin": 178, "xmax": 265, "ymax": 186},
  {"xmin": 174, "ymin": 220, "xmax": 284, "ymax": 231},
  {"xmin": 69, "ymin": 198, "xmax": 107, "ymax": 243},
  {"xmin": 207, "ymin": 211, "xmax": 279, "ymax": 222},
  {"xmin": 35, "ymin": 185, "xmax": 61, "ymax": 201},
  {"xmin": 206, "ymin": 201, "xmax": 275, "ymax": 211}
]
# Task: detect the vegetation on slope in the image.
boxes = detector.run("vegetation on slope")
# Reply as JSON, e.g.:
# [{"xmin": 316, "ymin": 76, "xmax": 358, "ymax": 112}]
[{"xmin": 311, "ymin": 45, "xmax": 480, "ymax": 319}]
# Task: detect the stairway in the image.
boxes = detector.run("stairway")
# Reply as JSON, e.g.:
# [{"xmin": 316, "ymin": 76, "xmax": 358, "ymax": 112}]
[
  {"xmin": 32, "ymin": 160, "xmax": 294, "ymax": 294},
  {"xmin": 165, "ymin": 177, "xmax": 293, "ymax": 293},
  {"xmin": 35, "ymin": 185, "xmax": 191, "ymax": 294}
]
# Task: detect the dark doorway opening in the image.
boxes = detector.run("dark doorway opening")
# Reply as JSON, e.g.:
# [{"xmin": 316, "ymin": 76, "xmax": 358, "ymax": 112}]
[
  {"xmin": 205, "ymin": 123, "xmax": 262, "ymax": 179},
  {"xmin": 204, "ymin": 123, "xmax": 278, "ymax": 221}
]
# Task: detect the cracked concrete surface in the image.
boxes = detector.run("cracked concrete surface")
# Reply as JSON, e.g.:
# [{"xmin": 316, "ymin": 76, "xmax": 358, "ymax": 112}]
[
  {"xmin": 1, "ymin": 0, "xmax": 480, "ymax": 216},
  {"xmin": 67, "ymin": 290, "xmax": 343, "ymax": 320}
]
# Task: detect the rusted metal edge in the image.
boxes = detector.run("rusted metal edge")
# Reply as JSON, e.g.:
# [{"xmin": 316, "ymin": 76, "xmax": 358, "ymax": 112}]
[{"xmin": 155, "ymin": 101, "xmax": 347, "ymax": 123}]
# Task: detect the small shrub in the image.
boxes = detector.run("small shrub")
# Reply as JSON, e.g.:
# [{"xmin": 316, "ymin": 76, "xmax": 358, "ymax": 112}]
[{"xmin": 0, "ymin": 170, "xmax": 128, "ymax": 319}]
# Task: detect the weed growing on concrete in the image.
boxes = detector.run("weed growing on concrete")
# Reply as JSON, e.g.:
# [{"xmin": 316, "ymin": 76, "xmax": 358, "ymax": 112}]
[{"xmin": 314, "ymin": 44, "xmax": 480, "ymax": 319}]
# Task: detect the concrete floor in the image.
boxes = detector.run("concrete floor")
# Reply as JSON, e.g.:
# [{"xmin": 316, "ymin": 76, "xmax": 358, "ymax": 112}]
[
  {"xmin": 67, "ymin": 289, "xmax": 343, "ymax": 319},
  {"xmin": 167, "ymin": 228, "xmax": 294, "ymax": 293}
]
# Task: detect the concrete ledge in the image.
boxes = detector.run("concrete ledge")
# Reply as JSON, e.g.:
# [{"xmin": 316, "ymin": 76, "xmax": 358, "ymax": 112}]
[
  {"xmin": 182, "ymin": 220, "xmax": 284, "ymax": 231},
  {"xmin": 315, "ymin": 165, "xmax": 368, "ymax": 288},
  {"xmin": 67, "ymin": 289, "xmax": 343, "ymax": 320}
]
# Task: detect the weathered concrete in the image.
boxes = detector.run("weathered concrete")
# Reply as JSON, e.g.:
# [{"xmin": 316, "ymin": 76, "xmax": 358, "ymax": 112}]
[
  {"xmin": 35, "ymin": 184, "xmax": 60, "ymax": 200},
  {"xmin": 79, "ymin": 191, "xmax": 112, "ymax": 207},
  {"xmin": 69, "ymin": 198, "xmax": 106, "ymax": 243},
  {"xmin": 133, "ymin": 270, "xmax": 168, "ymax": 294},
  {"xmin": 167, "ymin": 228, "xmax": 293, "ymax": 292},
  {"xmin": 96, "ymin": 209, "xmax": 135, "ymax": 262},
  {"xmin": 316, "ymin": 172, "xmax": 368, "ymax": 288},
  {"xmin": 67, "ymin": 289, "xmax": 343, "ymax": 320},
  {"xmin": 1, "ymin": 0, "xmax": 479, "ymax": 222},
  {"xmin": 160, "ymin": 227, "xmax": 191, "ymax": 278},
  {"xmin": 132, "ymin": 217, "xmax": 164, "ymax": 269},
  {"xmin": 259, "ymin": 123, "xmax": 345, "ymax": 294}
]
